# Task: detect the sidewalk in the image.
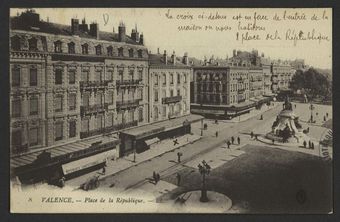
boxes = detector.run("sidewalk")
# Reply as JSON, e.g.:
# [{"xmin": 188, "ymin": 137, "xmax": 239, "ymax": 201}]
[
  {"xmin": 219, "ymin": 102, "xmax": 280, "ymax": 123},
  {"xmin": 66, "ymin": 133, "xmax": 201, "ymax": 187}
]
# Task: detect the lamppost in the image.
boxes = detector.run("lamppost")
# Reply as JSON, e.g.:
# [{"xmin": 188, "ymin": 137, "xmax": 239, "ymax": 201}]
[
  {"xmin": 200, "ymin": 118, "xmax": 203, "ymax": 136},
  {"xmin": 309, "ymin": 103, "xmax": 314, "ymax": 123},
  {"xmin": 198, "ymin": 160, "xmax": 211, "ymax": 202}
]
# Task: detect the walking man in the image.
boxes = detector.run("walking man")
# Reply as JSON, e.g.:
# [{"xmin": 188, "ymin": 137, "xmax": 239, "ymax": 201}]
[
  {"xmin": 177, "ymin": 152, "xmax": 182, "ymax": 163},
  {"xmin": 216, "ymin": 131, "xmax": 218, "ymax": 137},
  {"xmin": 251, "ymin": 131, "xmax": 254, "ymax": 139},
  {"xmin": 260, "ymin": 114, "xmax": 263, "ymax": 120},
  {"xmin": 176, "ymin": 173, "xmax": 181, "ymax": 186},
  {"xmin": 227, "ymin": 140, "xmax": 231, "ymax": 149},
  {"xmin": 231, "ymin": 136, "xmax": 235, "ymax": 144},
  {"xmin": 272, "ymin": 139, "xmax": 275, "ymax": 145},
  {"xmin": 237, "ymin": 136, "xmax": 240, "ymax": 145}
]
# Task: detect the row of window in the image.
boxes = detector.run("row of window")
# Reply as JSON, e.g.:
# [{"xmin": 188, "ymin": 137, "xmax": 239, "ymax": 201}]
[
  {"xmin": 154, "ymin": 89, "xmax": 186, "ymax": 102},
  {"xmin": 11, "ymin": 67, "xmax": 38, "ymax": 87},
  {"xmin": 153, "ymin": 103, "xmax": 186, "ymax": 119},
  {"xmin": 154, "ymin": 73, "xmax": 188, "ymax": 86},
  {"xmin": 11, "ymin": 97, "xmax": 38, "ymax": 118},
  {"xmin": 11, "ymin": 36, "xmax": 145, "ymax": 58}
]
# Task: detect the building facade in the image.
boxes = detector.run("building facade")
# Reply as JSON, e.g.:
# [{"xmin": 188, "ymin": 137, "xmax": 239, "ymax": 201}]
[{"xmin": 149, "ymin": 51, "xmax": 191, "ymax": 122}]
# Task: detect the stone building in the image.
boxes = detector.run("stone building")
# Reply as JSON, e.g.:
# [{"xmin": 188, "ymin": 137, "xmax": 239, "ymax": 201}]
[
  {"xmin": 10, "ymin": 10, "xmax": 148, "ymax": 182},
  {"xmin": 149, "ymin": 50, "xmax": 191, "ymax": 122},
  {"xmin": 271, "ymin": 60, "xmax": 292, "ymax": 92}
]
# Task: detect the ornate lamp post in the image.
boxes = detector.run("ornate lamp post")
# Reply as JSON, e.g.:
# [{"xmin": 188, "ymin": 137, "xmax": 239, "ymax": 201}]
[
  {"xmin": 309, "ymin": 103, "xmax": 314, "ymax": 123},
  {"xmin": 198, "ymin": 160, "xmax": 211, "ymax": 202}
]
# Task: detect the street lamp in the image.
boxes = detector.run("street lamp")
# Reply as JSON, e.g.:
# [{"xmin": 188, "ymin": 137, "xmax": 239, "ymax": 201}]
[
  {"xmin": 200, "ymin": 118, "xmax": 203, "ymax": 136},
  {"xmin": 198, "ymin": 160, "xmax": 211, "ymax": 202},
  {"xmin": 309, "ymin": 103, "xmax": 314, "ymax": 123}
]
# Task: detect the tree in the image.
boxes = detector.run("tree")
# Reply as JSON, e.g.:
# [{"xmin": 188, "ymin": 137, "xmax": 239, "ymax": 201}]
[{"xmin": 290, "ymin": 68, "xmax": 331, "ymax": 100}]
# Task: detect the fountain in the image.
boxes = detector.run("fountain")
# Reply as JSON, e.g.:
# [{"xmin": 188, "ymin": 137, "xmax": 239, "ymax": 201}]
[{"xmin": 266, "ymin": 96, "xmax": 308, "ymax": 143}]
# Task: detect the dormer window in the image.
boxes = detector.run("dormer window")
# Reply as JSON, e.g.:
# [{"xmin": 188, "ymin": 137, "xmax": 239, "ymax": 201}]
[
  {"xmin": 11, "ymin": 36, "xmax": 21, "ymax": 51},
  {"xmin": 118, "ymin": 47, "xmax": 124, "ymax": 57},
  {"xmin": 54, "ymin": 40, "xmax": 62, "ymax": 53},
  {"xmin": 137, "ymin": 49, "xmax": 143, "ymax": 58},
  {"xmin": 95, "ymin": 45, "xmax": 102, "ymax": 55},
  {"xmin": 28, "ymin": 37, "xmax": 38, "ymax": 51},
  {"xmin": 128, "ymin": 48, "xmax": 134, "ymax": 58},
  {"xmin": 107, "ymin": 46, "xmax": 113, "ymax": 56},
  {"xmin": 68, "ymin": 42, "xmax": 75, "ymax": 54},
  {"xmin": 82, "ymin": 43, "xmax": 89, "ymax": 54}
]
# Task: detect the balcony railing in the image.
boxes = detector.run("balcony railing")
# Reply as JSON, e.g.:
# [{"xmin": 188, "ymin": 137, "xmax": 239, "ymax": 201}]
[
  {"xmin": 162, "ymin": 96, "xmax": 182, "ymax": 104},
  {"xmin": 116, "ymin": 79, "xmax": 142, "ymax": 87},
  {"xmin": 80, "ymin": 120, "xmax": 138, "ymax": 138},
  {"xmin": 80, "ymin": 80, "xmax": 112, "ymax": 88},
  {"xmin": 80, "ymin": 103, "xmax": 108, "ymax": 116},
  {"xmin": 11, "ymin": 144, "xmax": 28, "ymax": 155},
  {"xmin": 116, "ymin": 99, "xmax": 141, "ymax": 110},
  {"xmin": 238, "ymin": 89, "xmax": 245, "ymax": 94}
]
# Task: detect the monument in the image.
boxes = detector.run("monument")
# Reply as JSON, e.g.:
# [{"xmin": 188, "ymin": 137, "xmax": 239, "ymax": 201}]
[{"xmin": 266, "ymin": 96, "xmax": 307, "ymax": 143}]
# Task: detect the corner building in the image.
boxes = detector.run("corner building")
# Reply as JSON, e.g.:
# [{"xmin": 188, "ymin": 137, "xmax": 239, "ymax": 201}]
[{"xmin": 10, "ymin": 10, "xmax": 148, "ymax": 182}]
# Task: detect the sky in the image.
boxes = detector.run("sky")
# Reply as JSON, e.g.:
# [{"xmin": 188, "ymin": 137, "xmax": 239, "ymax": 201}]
[{"xmin": 10, "ymin": 8, "xmax": 332, "ymax": 69}]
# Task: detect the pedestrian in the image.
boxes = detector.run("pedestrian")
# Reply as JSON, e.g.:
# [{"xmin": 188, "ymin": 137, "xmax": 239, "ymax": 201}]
[
  {"xmin": 272, "ymin": 139, "xmax": 275, "ymax": 145},
  {"xmin": 216, "ymin": 131, "xmax": 218, "ymax": 137},
  {"xmin": 303, "ymin": 140, "xmax": 307, "ymax": 148},
  {"xmin": 255, "ymin": 134, "xmax": 258, "ymax": 140},
  {"xmin": 294, "ymin": 104, "xmax": 296, "ymax": 108},
  {"xmin": 215, "ymin": 119, "xmax": 218, "ymax": 124},
  {"xmin": 311, "ymin": 142, "xmax": 315, "ymax": 149},
  {"xmin": 227, "ymin": 140, "xmax": 231, "ymax": 149},
  {"xmin": 176, "ymin": 173, "xmax": 181, "ymax": 186},
  {"xmin": 153, "ymin": 171, "xmax": 157, "ymax": 183},
  {"xmin": 177, "ymin": 152, "xmax": 182, "ymax": 163},
  {"xmin": 251, "ymin": 131, "xmax": 254, "ymax": 139},
  {"xmin": 260, "ymin": 114, "xmax": 263, "ymax": 120},
  {"xmin": 324, "ymin": 116, "xmax": 326, "ymax": 122},
  {"xmin": 156, "ymin": 173, "xmax": 160, "ymax": 184},
  {"xmin": 231, "ymin": 136, "xmax": 235, "ymax": 144},
  {"xmin": 237, "ymin": 136, "xmax": 240, "ymax": 145},
  {"xmin": 102, "ymin": 166, "xmax": 106, "ymax": 175},
  {"xmin": 326, "ymin": 112, "xmax": 329, "ymax": 117},
  {"xmin": 308, "ymin": 141, "xmax": 312, "ymax": 149},
  {"xmin": 316, "ymin": 112, "xmax": 318, "ymax": 116}
]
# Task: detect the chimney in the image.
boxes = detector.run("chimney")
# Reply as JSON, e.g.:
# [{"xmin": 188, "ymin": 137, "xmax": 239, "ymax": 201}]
[
  {"xmin": 139, "ymin": 33, "xmax": 144, "ymax": 45},
  {"xmin": 71, "ymin": 18, "xmax": 79, "ymax": 34},
  {"xmin": 20, "ymin": 9, "xmax": 40, "ymax": 27},
  {"xmin": 163, "ymin": 50, "xmax": 168, "ymax": 65},
  {"xmin": 89, "ymin": 23, "xmax": 99, "ymax": 39},
  {"xmin": 118, "ymin": 22, "xmax": 126, "ymax": 42},
  {"xmin": 79, "ymin": 18, "xmax": 88, "ymax": 32},
  {"xmin": 233, "ymin": 49, "xmax": 236, "ymax": 57},
  {"xmin": 157, "ymin": 48, "xmax": 160, "ymax": 54},
  {"xmin": 171, "ymin": 51, "xmax": 176, "ymax": 65},
  {"xmin": 183, "ymin": 52, "xmax": 189, "ymax": 65}
]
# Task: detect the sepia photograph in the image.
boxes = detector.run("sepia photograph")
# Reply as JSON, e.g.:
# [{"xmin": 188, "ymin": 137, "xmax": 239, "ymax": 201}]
[{"xmin": 9, "ymin": 7, "xmax": 332, "ymax": 214}]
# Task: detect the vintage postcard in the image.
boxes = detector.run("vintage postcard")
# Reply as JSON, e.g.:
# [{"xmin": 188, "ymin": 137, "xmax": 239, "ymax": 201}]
[{"xmin": 9, "ymin": 8, "xmax": 332, "ymax": 213}]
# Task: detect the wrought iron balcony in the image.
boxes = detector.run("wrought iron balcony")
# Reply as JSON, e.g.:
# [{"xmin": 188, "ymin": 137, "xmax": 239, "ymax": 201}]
[
  {"xmin": 80, "ymin": 120, "xmax": 138, "ymax": 138},
  {"xmin": 116, "ymin": 99, "xmax": 141, "ymax": 110},
  {"xmin": 80, "ymin": 103, "xmax": 108, "ymax": 116},
  {"xmin": 162, "ymin": 95, "xmax": 182, "ymax": 104},
  {"xmin": 80, "ymin": 80, "xmax": 112, "ymax": 89},
  {"xmin": 116, "ymin": 79, "xmax": 142, "ymax": 87}
]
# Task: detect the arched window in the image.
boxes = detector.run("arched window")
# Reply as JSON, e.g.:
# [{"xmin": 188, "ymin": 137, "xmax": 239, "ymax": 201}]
[
  {"xmin": 54, "ymin": 40, "xmax": 62, "ymax": 53},
  {"xmin": 128, "ymin": 48, "xmax": 134, "ymax": 57},
  {"xmin": 11, "ymin": 36, "xmax": 21, "ymax": 51},
  {"xmin": 68, "ymin": 42, "xmax": 75, "ymax": 54},
  {"xmin": 28, "ymin": 37, "xmax": 38, "ymax": 51},
  {"xmin": 107, "ymin": 46, "xmax": 113, "ymax": 56},
  {"xmin": 118, "ymin": 47, "xmax": 124, "ymax": 57},
  {"xmin": 137, "ymin": 49, "xmax": 143, "ymax": 58},
  {"xmin": 81, "ymin": 43, "xmax": 89, "ymax": 54},
  {"xmin": 95, "ymin": 45, "xmax": 102, "ymax": 55}
]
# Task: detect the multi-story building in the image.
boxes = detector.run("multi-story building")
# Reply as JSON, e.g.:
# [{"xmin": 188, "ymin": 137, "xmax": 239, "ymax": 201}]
[
  {"xmin": 271, "ymin": 60, "xmax": 292, "ymax": 91},
  {"xmin": 10, "ymin": 10, "xmax": 149, "ymax": 182},
  {"xmin": 149, "ymin": 50, "xmax": 191, "ymax": 122}
]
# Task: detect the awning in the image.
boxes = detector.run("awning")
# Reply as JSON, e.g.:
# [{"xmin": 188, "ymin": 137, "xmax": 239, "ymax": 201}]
[
  {"xmin": 120, "ymin": 114, "xmax": 204, "ymax": 140},
  {"xmin": 62, "ymin": 149, "xmax": 116, "ymax": 175},
  {"xmin": 144, "ymin": 137, "xmax": 160, "ymax": 146}
]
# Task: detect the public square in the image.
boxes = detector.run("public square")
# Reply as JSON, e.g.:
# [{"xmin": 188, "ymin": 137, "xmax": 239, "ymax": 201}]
[{"xmin": 57, "ymin": 101, "xmax": 332, "ymax": 213}]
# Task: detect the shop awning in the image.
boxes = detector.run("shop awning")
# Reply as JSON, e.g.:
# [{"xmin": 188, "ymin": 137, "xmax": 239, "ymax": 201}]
[
  {"xmin": 144, "ymin": 137, "xmax": 160, "ymax": 146},
  {"xmin": 120, "ymin": 114, "xmax": 204, "ymax": 140}
]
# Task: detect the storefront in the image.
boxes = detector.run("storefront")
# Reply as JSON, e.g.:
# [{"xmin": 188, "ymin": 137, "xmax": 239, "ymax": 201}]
[
  {"xmin": 119, "ymin": 114, "xmax": 203, "ymax": 156},
  {"xmin": 11, "ymin": 135, "xmax": 120, "ymax": 184}
]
